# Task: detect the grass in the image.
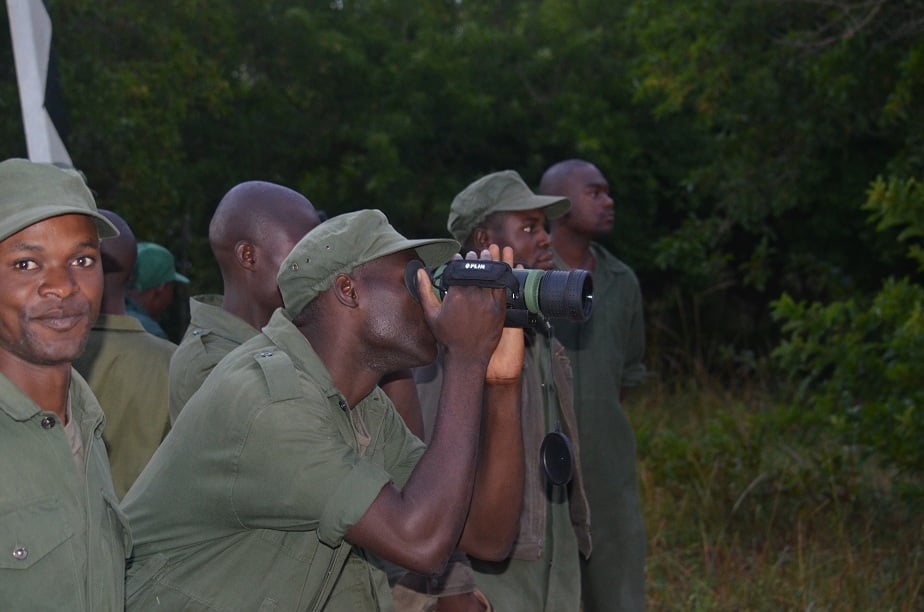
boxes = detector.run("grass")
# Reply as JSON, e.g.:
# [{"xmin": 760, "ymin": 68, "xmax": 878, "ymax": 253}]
[{"xmin": 628, "ymin": 378, "xmax": 923, "ymax": 611}]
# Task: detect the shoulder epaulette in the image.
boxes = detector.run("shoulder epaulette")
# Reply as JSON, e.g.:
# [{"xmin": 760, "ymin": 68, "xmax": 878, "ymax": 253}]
[
  {"xmin": 252, "ymin": 349, "xmax": 302, "ymax": 402},
  {"xmin": 189, "ymin": 327, "xmax": 212, "ymax": 344}
]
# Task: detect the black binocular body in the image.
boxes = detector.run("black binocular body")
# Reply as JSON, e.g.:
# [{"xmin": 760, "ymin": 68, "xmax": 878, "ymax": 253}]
[{"xmin": 405, "ymin": 259, "xmax": 593, "ymax": 328}]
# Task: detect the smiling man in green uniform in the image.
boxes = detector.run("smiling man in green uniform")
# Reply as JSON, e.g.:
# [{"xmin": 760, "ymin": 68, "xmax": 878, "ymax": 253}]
[
  {"xmin": 0, "ymin": 158, "xmax": 130, "ymax": 609},
  {"xmin": 540, "ymin": 159, "xmax": 648, "ymax": 612},
  {"xmin": 122, "ymin": 209, "xmax": 526, "ymax": 610}
]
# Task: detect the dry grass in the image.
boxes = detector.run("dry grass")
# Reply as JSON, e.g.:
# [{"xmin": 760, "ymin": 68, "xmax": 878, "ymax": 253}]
[{"xmin": 628, "ymin": 379, "xmax": 923, "ymax": 611}]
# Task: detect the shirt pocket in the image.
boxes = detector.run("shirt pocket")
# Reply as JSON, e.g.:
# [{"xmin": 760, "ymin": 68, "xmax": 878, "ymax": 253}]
[{"xmin": 0, "ymin": 495, "xmax": 74, "ymax": 571}]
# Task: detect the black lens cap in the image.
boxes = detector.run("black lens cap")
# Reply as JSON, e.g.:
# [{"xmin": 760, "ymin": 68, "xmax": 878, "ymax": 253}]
[{"xmin": 540, "ymin": 429, "xmax": 574, "ymax": 486}]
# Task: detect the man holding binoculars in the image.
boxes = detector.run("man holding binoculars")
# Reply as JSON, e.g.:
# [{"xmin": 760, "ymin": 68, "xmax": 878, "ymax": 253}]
[{"xmin": 411, "ymin": 170, "xmax": 592, "ymax": 611}]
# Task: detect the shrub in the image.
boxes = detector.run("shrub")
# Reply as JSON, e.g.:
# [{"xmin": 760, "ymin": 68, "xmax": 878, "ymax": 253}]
[{"xmin": 771, "ymin": 177, "xmax": 924, "ymax": 474}]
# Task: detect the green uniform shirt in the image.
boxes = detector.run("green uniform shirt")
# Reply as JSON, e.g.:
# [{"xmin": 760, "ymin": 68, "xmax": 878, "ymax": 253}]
[
  {"xmin": 415, "ymin": 330, "xmax": 587, "ymax": 612},
  {"xmin": 122, "ymin": 309, "xmax": 426, "ymax": 611},
  {"xmin": 73, "ymin": 314, "xmax": 175, "ymax": 498},
  {"xmin": 0, "ymin": 370, "xmax": 131, "ymax": 610},
  {"xmin": 167, "ymin": 295, "xmax": 258, "ymax": 423},
  {"xmin": 469, "ymin": 332, "xmax": 582, "ymax": 612},
  {"xmin": 553, "ymin": 244, "xmax": 647, "ymax": 612}
]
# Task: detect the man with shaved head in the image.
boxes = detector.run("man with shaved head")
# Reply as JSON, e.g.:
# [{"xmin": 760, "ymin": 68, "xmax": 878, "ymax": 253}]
[
  {"xmin": 539, "ymin": 159, "xmax": 648, "ymax": 612},
  {"xmin": 73, "ymin": 209, "xmax": 176, "ymax": 498},
  {"xmin": 167, "ymin": 180, "xmax": 322, "ymax": 422}
]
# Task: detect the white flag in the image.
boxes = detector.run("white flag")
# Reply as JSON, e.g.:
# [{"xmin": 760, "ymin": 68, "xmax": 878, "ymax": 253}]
[{"xmin": 7, "ymin": 0, "xmax": 73, "ymax": 166}]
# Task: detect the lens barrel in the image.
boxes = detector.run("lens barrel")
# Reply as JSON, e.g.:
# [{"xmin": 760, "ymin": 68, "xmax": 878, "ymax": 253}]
[
  {"xmin": 511, "ymin": 268, "xmax": 593, "ymax": 322},
  {"xmin": 406, "ymin": 259, "xmax": 594, "ymax": 327}
]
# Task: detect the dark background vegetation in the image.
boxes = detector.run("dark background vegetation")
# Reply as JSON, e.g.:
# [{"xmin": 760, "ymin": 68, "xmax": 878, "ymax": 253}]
[{"xmin": 4, "ymin": 1, "xmax": 922, "ymax": 606}]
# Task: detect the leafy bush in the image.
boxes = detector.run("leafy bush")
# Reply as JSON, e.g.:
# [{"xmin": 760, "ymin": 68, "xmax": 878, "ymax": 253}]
[{"xmin": 771, "ymin": 177, "xmax": 924, "ymax": 473}]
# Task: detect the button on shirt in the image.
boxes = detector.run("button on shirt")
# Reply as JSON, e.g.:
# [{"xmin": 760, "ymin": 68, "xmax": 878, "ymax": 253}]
[{"xmin": 0, "ymin": 370, "xmax": 130, "ymax": 610}]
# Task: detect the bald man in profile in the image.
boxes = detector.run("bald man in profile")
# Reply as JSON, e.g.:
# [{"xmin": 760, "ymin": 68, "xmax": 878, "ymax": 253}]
[
  {"xmin": 540, "ymin": 159, "xmax": 648, "ymax": 612},
  {"xmin": 167, "ymin": 181, "xmax": 323, "ymax": 422},
  {"xmin": 73, "ymin": 209, "xmax": 176, "ymax": 498}
]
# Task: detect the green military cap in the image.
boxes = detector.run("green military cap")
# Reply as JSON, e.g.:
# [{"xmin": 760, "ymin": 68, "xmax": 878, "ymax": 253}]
[
  {"xmin": 447, "ymin": 170, "xmax": 571, "ymax": 244},
  {"xmin": 0, "ymin": 157, "xmax": 119, "ymax": 242},
  {"xmin": 278, "ymin": 208, "xmax": 459, "ymax": 318},
  {"xmin": 132, "ymin": 242, "xmax": 190, "ymax": 290}
]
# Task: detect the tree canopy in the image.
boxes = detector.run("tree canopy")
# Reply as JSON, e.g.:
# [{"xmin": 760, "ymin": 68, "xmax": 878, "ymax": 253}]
[{"xmin": 3, "ymin": 0, "xmax": 922, "ymax": 385}]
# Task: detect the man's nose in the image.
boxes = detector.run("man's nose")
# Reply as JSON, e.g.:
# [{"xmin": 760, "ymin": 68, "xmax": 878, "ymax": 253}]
[{"xmin": 39, "ymin": 265, "xmax": 80, "ymax": 299}]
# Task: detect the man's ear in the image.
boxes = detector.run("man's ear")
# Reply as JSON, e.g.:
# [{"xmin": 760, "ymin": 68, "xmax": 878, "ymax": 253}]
[
  {"xmin": 471, "ymin": 227, "xmax": 491, "ymax": 251},
  {"xmin": 235, "ymin": 241, "xmax": 257, "ymax": 271},
  {"xmin": 332, "ymin": 273, "xmax": 359, "ymax": 308}
]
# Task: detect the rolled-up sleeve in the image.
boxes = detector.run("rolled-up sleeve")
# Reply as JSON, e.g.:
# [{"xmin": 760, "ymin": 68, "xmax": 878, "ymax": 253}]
[
  {"xmin": 229, "ymin": 383, "xmax": 426, "ymax": 548},
  {"xmin": 230, "ymin": 392, "xmax": 391, "ymax": 546}
]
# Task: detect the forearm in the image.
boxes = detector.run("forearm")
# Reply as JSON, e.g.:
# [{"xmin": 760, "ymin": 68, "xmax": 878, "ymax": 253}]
[
  {"xmin": 409, "ymin": 356, "xmax": 485, "ymax": 510},
  {"xmin": 458, "ymin": 378, "xmax": 523, "ymax": 560},
  {"xmin": 347, "ymin": 355, "xmax": 488, "ymax": 574}
]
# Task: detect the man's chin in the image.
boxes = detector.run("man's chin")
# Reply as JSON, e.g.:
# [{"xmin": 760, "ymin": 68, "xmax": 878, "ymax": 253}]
[
  {"xmin": 595, "ymin": 221, "xmax": 615, "ymax": 237},
  {"xmin": 418, "ymin": 345, "xmax": 439, "ymax": 367},
  {"xmin": 26, "ymin": 353, "xmax": 84, "ymax": 368},
  {"xmin": 408, "ymin": 338, "xmax": 439, "ymax": 368},
  {"xmin": 26, "ymin": 334, "xmax": 92, "ymax": 366}
]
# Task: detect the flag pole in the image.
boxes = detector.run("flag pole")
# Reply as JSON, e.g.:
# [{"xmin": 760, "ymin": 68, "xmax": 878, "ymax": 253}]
[{"xmin": 6, "ymin": 0, "xmax": 72, "ymax": 165}]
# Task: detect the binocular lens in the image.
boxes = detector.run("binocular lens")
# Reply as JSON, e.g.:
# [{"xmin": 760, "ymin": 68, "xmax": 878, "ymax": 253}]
[{"xmin": 512, "ymin": 268, "xmax": 593, "ymax": 322}]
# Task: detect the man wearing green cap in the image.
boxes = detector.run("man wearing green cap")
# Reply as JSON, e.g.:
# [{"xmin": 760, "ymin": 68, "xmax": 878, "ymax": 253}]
[
  {"xmin": 540, "ymin": 159, "xmax": 648, "ymax": 612},
  {"xmin": 413, "ymin": 170, "xmax": 592, "ymax": 611},
  {"xmin": 0, "ymin": 158, "xmax": 130, "ymax": 609},
  {"xmin": 122, "ymin": 209, "xmax": 526, "ymax": 611},
  {"xmin": 126, "ymin": 241, "xmax": 189, "ymax": 340}
]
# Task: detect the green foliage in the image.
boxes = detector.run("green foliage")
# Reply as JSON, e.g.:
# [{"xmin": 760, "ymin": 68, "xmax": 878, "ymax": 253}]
[
  {"xmin": 865, "ymin": 176, "xmax": 924, "ymax": 271},
  {"xmin": 654, "ymin": 216, "xmax": 733, "ymax": 290},
  {"xmin": 626, "ymin": 0, "xmax": 924, "ymax": 377},
  {"xmin": 3, "ymin": 0, "xmax": 670, "ymax": 292},
  {"xmin": 3, "ymin": 0, "xmax": 924, "ymax": 377},
  {"xmin": 771, "ymin": 176, "xmax": 924, "ymax": 473}
]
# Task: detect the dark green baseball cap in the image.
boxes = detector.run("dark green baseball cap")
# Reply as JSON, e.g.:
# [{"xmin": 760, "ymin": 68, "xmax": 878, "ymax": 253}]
[
  {"xmin": 447, "ymin": 170, "xmax": 570, "ymax": 243},
  {"xmin": 278, "ymin": 209, "xmax": 459, "ymax": 318},
  {"xmin": 0, "ymin": 158, "xmax": 119, "ymax": 242},
  {"xmin": 132, "ymin": 242, "xmax": 190, "ymax": 291}
]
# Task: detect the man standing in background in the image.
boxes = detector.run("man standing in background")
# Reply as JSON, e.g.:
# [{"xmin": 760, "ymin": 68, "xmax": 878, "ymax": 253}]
[
  {"xmin": 126, "ymin": 241, "xmax": 189, "ymax": 340},
  {"xmin": 73, "ymin": 209, "xmax": 175, "ymax": 498},
  {"xmin": 167, "ymin": 180, "xmax": 321, "ymax": 422},
  {"xmin": 540, "ymin": 159, "xmax": 649, "ymax": 611},
  {"xmin": 414, "ymin": 170, "xmax": 592, "ymax": 611}
]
